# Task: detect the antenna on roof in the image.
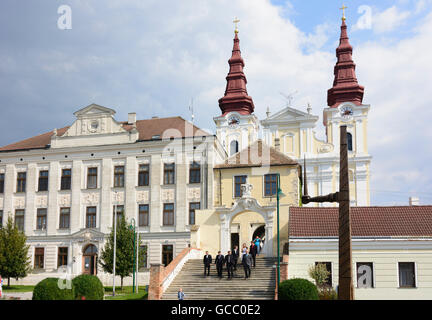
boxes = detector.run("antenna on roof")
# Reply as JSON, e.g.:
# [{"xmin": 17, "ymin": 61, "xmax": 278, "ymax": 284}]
[
  {"xmin": 188, "ymin": 98, "xmax": 195, "ymax": 124},
  {"xmin": 280, "ymin": 90, "xmax": 298, "ymax": 107}
]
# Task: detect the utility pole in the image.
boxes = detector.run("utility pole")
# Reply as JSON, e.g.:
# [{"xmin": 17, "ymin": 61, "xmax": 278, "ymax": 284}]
[{"xmin": 301, "ymin": 125, "xmax": 354, "ymax": 300}]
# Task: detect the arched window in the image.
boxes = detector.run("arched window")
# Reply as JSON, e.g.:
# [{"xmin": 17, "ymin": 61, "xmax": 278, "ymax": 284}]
[
  {"xmin": 83, "ymin": 244, "xmax": 97, "ymax": 255},
  {"xmin": 230, "ymin": 140, "xmax": 239, "ymax": 156},
  {"xmin": 347, "ymin": 133, "xmax": 353, "ymax": 151}
]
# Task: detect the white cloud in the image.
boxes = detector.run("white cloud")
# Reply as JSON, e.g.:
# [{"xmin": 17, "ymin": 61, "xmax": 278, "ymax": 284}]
[{"xmin": 373, "ymin": 6, "xmax": 411, "ymax": 33}]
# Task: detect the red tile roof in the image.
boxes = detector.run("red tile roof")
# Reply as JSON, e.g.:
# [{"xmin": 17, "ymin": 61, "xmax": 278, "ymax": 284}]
[
  {"xmin": 289, "ymin": 206, "xmax": 432, "ymax": 238},
  {"xmin": 215, "ymin": 140, "xmax": 298, "ymax": 168},
  {"xmin": 0, "ymin": 117, "xmax": 211, "ymax": 152}
]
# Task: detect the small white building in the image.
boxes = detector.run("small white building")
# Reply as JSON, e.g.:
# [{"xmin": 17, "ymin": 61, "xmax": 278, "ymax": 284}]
[{"xmin": 288, "ymin": 206, "xmax": 432, "ymax": 300}]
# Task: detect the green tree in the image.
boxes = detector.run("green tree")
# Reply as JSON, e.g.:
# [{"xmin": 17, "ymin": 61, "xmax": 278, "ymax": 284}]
[
  {"xmin": 308, "ymin": 263, "xmax": 330, "ymax": 289},
  {"xmin": 0, "ymin": 215, "xmax": 32, "ymax": 287},
  {"xmin": 99, "ymin": 215, "xmax": 144, "ymax": 289}
]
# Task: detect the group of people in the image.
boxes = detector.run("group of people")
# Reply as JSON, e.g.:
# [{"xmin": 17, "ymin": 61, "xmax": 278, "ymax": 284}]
[{"xmin": 202, "ymin": 236, "xmax": 263, "ymax": 280}]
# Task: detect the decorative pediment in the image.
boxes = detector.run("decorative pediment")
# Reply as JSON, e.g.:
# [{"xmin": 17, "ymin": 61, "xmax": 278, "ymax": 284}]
[
  {"xmin": 71, "ymin": 228, "xmax": 105, "ymax": 242},
  {"xmin": 262, "ymin": 107, "xmax": 319, "ymax": 125},
  {"xmin": 50, "ymin": 104, "xmax": 139, "ymax": 148}
]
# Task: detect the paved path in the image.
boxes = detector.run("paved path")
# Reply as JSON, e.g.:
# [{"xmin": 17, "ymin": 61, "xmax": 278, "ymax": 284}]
[{"xmin": 2, "ymin": 291, "xmax": 33, "ymax": 300}]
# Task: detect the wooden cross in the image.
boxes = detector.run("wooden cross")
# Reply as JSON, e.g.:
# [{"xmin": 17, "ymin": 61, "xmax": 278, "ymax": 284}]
[
  {"xmin": 340, "ymin": 4, "xmax": 347, "ymax": 21},
  {"xmin": 233, "ymin": 17, "xmax": 240, "ymax": 33}
]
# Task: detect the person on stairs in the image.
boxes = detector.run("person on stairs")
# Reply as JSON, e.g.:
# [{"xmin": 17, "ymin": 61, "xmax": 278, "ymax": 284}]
[
  {"xmin": 225, "ymin": 250, "xmax": 235, "ymax": 279},
  {"xmin": 232, "ymin": 245, "xmax": 239, "ymax": 272},
  {"xmin": 242, "ymin": 248, "xmax": 253, "ymax": 279},
  {"xmin": 253, "ymin": 236, "xmax": 261, "ymax": 255},
  {"xmin": 249, "ymin": 241, "xmax": 258, "ymax": 268},
  {"xmin": 215, "ymin": 251, "xmax": 225, "ymax": 279},
  {"xmin": 203, "ymin": 251, "xmax": 212, "ymax": 277}
]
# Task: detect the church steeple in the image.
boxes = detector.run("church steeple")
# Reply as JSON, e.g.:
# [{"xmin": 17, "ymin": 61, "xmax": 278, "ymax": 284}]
[
  {"xmin": 327, "ymin": 14, "xmax": 364, "ymax": 108},
  {"xmin": 218, "ymin": 22, "xmax": 255, "ymax": 116}
]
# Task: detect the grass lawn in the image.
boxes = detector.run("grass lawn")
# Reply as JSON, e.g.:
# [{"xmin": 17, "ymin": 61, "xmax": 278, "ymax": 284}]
[
  {"xmin": 103, "ymin": 286, "xmax": 147, "ymax": 300},
  {"xmin": 1, "ymin": 285, "xmax": 35, "ymax": 292}
]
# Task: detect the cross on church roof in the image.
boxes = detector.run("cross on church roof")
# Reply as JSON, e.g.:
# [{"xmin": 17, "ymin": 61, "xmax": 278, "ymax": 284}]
[
  {"xmin": 340, "ymin": 4, "xmax": 347, "ymax": 21},
  {"xmin": 233, "ymin": 17, "xmax": 240, "ymax": 33}
]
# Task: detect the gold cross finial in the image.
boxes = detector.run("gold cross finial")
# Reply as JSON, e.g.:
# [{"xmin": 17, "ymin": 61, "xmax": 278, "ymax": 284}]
[
  {"xmin": 340, "ymin": 4, "xmax": 348, "ymax": 21},
  {"xmin": 233, "ymin": 17, "xmax": 240, "ymax": 33}
]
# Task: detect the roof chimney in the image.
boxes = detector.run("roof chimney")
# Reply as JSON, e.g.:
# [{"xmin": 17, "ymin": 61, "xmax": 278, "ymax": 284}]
[
  {"xmin": 409, "ymin": 197, "xmax": 420, "ymax": 206},
  {"xmin": 128, "ymin": 112, "xmax": 136, "ymax": 125}
]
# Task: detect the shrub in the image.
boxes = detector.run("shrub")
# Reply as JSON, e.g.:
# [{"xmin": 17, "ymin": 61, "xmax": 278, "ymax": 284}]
[
  {"xmin": 308, "ymin": 263, "xmax": 330, "ymax": 288},
  {"xmin": 32, "ymin": 277, "xmax": 75, "ymax": 300},
  {"xmin": 318, "ymin": 286, "xmax": 338, "ymax": 300},
  {"xmin": 278, "ymin": 278, "xmax": 319, "ymax": 300},
  {"xmin": 72, "ymin": 274, "xmax": 104, "ymax": 300}
]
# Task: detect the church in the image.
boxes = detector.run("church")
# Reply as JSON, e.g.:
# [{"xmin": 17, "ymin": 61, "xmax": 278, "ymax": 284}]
[{"xmin": 1, "ymin": 12, "xmax": 431, "ymax": 300}]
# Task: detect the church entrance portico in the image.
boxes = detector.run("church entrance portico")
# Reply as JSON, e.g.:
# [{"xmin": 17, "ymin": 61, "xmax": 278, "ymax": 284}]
[{"xmin": 216, "ymin": 184, "xmax": 276, "ymax": 257}]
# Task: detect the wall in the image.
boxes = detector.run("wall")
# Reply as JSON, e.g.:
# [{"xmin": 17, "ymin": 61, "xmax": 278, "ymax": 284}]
[{"xmin": 288, "ymin": 240, "xmax": 432, "ymax": 300}]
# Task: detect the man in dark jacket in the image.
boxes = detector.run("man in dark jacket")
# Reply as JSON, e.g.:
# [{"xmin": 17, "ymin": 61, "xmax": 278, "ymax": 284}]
[
  {"xmin": 203, "ymin": 251, "xmax": 212, "ymax": 276},
  {"xmin": 232, "ymin": 246, "xmax": 239, "ymax": 271},
  {"xmin": 249, "ymin": 241, "xmax": 258, "ymax": 267},
  {"xmin": 225, "ymin": 251, "xmax": 235, "ymax": 279},
  {"xmin": 214, "ymin": 251, "xmax": 225, "ymax": 278},
  {"xmin": 242, "ymin": 249, "xmax": 252, "ymax": 279}
]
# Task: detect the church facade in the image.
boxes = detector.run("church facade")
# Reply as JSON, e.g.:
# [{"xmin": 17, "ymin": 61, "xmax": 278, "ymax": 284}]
[{"xmin": 0, "ymin": 16, "xmax": 373, "ymax": 286}]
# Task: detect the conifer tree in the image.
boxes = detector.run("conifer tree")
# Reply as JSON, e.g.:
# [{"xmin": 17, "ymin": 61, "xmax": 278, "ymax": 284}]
[{"xmin": 0, "ymin": 215, "xmax": 31, "ymax": 287}]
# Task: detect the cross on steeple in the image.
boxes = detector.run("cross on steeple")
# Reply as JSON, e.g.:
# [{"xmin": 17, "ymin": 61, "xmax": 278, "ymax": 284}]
[
  {"xmin": 340, "ymin": 4, "xmax": 347, "ymax": 21},
  {"xmin": 233, "ymin": 17, "xmax": 240, "ymax": 33}
]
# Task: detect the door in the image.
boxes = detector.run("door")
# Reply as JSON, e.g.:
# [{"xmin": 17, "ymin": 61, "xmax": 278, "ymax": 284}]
[
  {"xmin": 231, "ymin": 233, "xmax": 239, "ymax": 251},
  {"xmin": 82, "ymin": 244, "xmax": 98, "ymax": 275},
  {"xmin": 162, "ymin": 245, "xmax": 173, "ymax": 266}
]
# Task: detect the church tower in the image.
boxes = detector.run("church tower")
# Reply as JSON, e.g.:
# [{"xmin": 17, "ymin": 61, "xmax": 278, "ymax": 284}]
[
  {"xmin": 323, "ymin": 11, "xmax": 372, "ymax": 206},
  {"xmin": 214, "ymin": 20, "xmax": 259, "ymax": 156}
]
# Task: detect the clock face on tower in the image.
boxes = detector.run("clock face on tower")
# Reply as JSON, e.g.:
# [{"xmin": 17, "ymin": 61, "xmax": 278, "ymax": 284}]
[
  {"xmin": 340, "ymin": 105, "xmax": 353, "ymax": 119},
  {"xmin": 228, "ymin": 115, "xmax": 240, "ymax": 128}
]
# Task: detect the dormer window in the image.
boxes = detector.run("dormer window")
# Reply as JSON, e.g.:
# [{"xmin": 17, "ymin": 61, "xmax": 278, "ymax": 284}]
[{"xmin": 152, "ymin": 135, "xmax": 161, "ymax": 140}]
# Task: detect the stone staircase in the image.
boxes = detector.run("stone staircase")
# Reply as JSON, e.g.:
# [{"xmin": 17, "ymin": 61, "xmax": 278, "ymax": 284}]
[{"xmin": 161, "ymin": 256, "xmax": 276, "ymax": 300}]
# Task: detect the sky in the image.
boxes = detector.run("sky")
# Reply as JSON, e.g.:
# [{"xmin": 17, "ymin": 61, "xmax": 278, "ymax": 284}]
[{"xmin": 0, "ymin": 0, "xmax": 431, "ymax": 206}]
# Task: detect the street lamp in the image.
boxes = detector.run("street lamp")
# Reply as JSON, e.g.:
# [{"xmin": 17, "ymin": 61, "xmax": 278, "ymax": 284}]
[
  {"xmin": 129, "ymin": 218, "xmax": 136, "ymax": 294},
  {"xmin": 276, "ymin": 173, "xmax": 286, "ymax": 289},
  {"xmin": 112, "ymin": 191, "xmax": 118, "ymax": 296}
]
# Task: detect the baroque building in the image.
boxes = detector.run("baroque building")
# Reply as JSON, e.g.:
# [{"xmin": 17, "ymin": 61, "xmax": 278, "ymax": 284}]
[{"xmin": 0, "ymin": 15, "xmax": 370, "ymax": 285}]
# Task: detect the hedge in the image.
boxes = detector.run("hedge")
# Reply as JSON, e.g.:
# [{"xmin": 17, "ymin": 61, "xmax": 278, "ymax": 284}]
[
  {"xmin": 32, "ymin": 277, "xmax": 75, "ymax": 300},
  {"xmin": 72, "ymin": 274, "xmax": 104, "ymax": 300},
  {"xmin": 278, "ymin": 278, "xmax": 319, "ymax": 300}
]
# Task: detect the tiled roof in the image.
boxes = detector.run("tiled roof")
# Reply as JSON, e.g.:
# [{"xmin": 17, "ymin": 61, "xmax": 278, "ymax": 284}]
[
  {"xmin": 0, "ymin": 117, "xmax": 210, "ymax": 152},
  {"xmin": 289, "ymin": 206, "xmax": 432, "ymax": 238},
  {"xmin": 215, "ymin": 140, "xmax": 298, "ymax": 169}
]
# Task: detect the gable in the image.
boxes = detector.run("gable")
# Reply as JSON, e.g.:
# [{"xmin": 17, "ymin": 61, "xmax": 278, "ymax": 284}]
[{"xmin": 263, "ymin": 107, "xmax": 319, "ymax": 125}]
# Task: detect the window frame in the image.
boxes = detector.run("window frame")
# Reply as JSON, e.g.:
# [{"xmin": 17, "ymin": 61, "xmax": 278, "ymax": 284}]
[
  {"xmin": 16, "ymin": 172, "xmax": 26, "ymax": 193},
  {"xmin": 85, "ymin": 206, "xmax": 97, "ymax": 228},
  {"xmin": 138, "ymin": 204, "xmax": 149, "ymax": 227},
  {"xmin": 162, "ymin": 244, "xmax": 174, "ymax": 267},
  {"xmin": 188, "ymin": 202, "xmax": 200, "ymax": 225},
  {"xmin": 34, "ymin": 247, "xmax": 45, "ymax": 269},
  {"xmin": 113, "ymin": 205, "xmax": 124, "ymax": 226},
  {"xmin": 163, "ymin": 203, "xmax": 175, "ymax": 226},
  {"xmin": 398, "ymin": 262, "xmax": 416, "ymax": 288},
  {"xmin": 38, "ymin": 170, "xmax": 49, "ymax": 192},
  {"xmin": 59, "ymin": 207, "xmax": 70, "ymax": 229},
  {"xmin": 315, "ymin": 261, "xmax": 333, "ymax": 287},
  {"xmin": 0, "ymin": 173, "xmax": 4, "ymax": 194},
  {"xmin": 57, "ymin": 247, "xmax": 68, "ymax": 268},
  {"xmin": 264, "ymin": 174, "xmax": 278, "ymax": 197},
  {"xmin": 113, "ymin": 165, "xmax": 125, "ymax": 188},
  {"xmin": 233, "ymin": 175, "xmax": 247, "ymax": 198},
  {"xmin": 163, "ymin": 163, "xmax": 175, "ymax": 185},
  {"xmin": 15, "ymin": 209, "xmax": 25, "ymax": 231},
  {"xmin": 356, "ymin": 262, "xmax": 374, "ymax": 288},
  {"xmin": 138, "ymin": 164, "xmax": 150, "ymax": 186},
  {"xmin": 189, "ymin": 162, "xmax": 201, "ymax": 184},
  {"xmin": 87, "ymin": 167, "xmax": 98, "ymax": 189},
  {"xmin": 60, "ymin": 168, "xmax": 72, "ymax": 190},
  {"xmin": 36, "ymin": 208, "xmax": 47, "ymax": 230}
]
